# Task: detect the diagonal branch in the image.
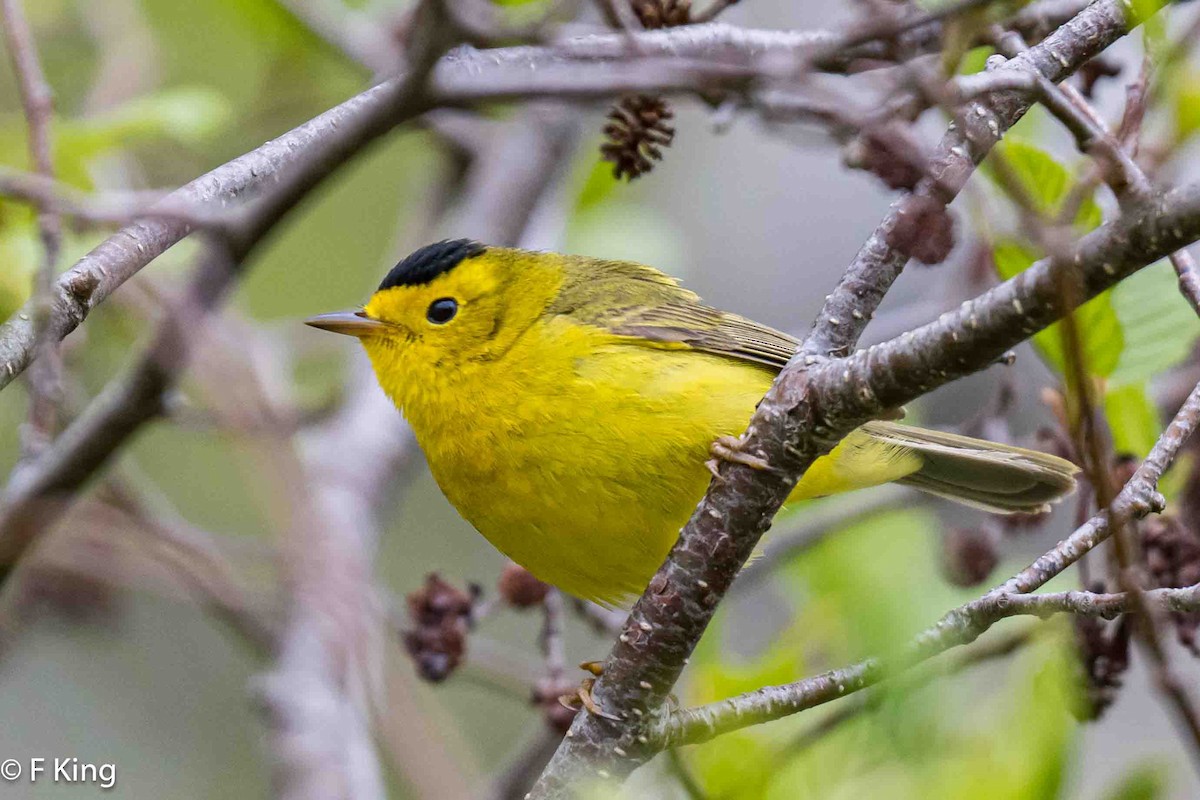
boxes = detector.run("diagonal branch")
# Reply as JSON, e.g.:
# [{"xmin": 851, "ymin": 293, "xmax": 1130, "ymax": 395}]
[
  {"xmin": 804, "ymin": 0, "xmax": 1143, "ymax": 358},
  {"xmin": 666, "ymin": 377, "xmax": 1200, "ymax": 745},
  {"xmin": 530, "ymin": 167, "xmax": 1200, "ymax": 793},
  {"xmin": 530, "ymin": 1, "xmax": 1163, "ymax": 794},
  {"xmin": 0, "ymin": 29, "xmax": 446, "ymax": 582},
  {"xmin": 0, "ymin": 9, "xmax": 1095, "ymax": 393}
]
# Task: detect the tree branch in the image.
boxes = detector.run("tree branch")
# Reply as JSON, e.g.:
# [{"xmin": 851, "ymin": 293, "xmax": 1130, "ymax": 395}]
[
  {"xmin": 0, "ymin": 10, "xmax": 1094, "ymax": 392},
  {"xmin": 804, "ymin": 0, "xmax": 1143, "ymax": 358},
  {"xmin": 1, "ymin": 0, "xmax": 64, "ymax": 456},
  {"xmin": 0, "ymin": 34, "xmax": 447, "ymax": 579},
  {"xmin": 530, "ymin": 2, "xmax": 1165, "ymax": 793},
  {"xmin": 665, "ymin": 374, "xmax": 1200, "ymax": 746}
]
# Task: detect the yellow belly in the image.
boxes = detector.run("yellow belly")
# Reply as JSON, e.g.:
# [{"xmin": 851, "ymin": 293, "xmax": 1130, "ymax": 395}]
[{"xmin": 391, "ymin": 317, "xmax": 918, "ymax": 606}]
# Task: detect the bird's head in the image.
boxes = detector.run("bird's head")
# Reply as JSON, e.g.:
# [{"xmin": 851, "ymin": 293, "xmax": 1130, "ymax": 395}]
[{"xmin": 305, "ymin": 239, "xmax": 561, "ymax": 408}]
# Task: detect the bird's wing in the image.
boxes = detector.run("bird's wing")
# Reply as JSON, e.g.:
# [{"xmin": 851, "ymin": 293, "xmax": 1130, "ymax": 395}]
[
  {"xmin": 607, "ymin": 303, "xmax": 799, "ymax": 370},
  {"xmin": 549, "ymin": 256, "xmax": 799, "ymax": 371}
]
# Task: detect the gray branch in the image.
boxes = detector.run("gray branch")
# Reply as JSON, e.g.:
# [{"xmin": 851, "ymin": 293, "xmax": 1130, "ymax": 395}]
[
  {"xmin": 529, "ymin": 2, "xmax": 1186, "ymax": 793},
  {"xmin": 0, "ymin": 9, "xmax": 1087, "ymax": 392}
]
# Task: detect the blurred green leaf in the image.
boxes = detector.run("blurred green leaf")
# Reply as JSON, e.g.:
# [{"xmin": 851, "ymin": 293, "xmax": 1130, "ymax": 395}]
[
  {"xmin": 930, "ymin": 631, "xmax": 1075, "ymax": 800},
  {"xmin": 574, "ymin": 156, "xmax": 622, "ymax": 213},
  {"xmin": 141, "ymin": 0, "xmax": 324, "ymax": 108},
  {"xmin": 0, "ymin": 88, "xmax": 233, "ymax": 189},
  {"xmin": 89, "ymin": 87, "xmax": 235, "ymax": 147},
  {"xmin": 993, "ymin": 240, "xmax": 1122, "ymax": 377},
  {"xmin": 1109, "ymin": 260, "xmax": 1200, "ymax": 386},
  {"xmin": 1104, "ymin": 383, "xmax": 1161, "ymax": 458},
  {"xmin": 688, "ymin": 733, "xmax": 774, "ymax": 799},
  {"xmin": 0, "ymin": 222, "xmax": 35, "ymax": 323},
  {"xmin": 1102, "ymin": 762, "xmax": 1169, "ymax": 800},
  {"xmin": 1129, "ymin": 0, "xmax": 1168, "ymax": 57},
  {"xmin": 1172, "ymin": 69, "xmax": 1200, "ymax": 142},
  {"xmin": 989, "ymin": 138, "xmax": 1100, "ymax": 228},
  {"xmin": 959, "ymin": 46, "xmax": 995, "ymax": 75},
  {"xmin": 690, "ymin": 615, "xmax": 808, "ymax": 704}
]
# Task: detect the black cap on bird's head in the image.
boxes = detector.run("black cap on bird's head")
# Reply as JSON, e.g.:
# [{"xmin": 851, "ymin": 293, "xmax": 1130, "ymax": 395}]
[
  {"xmin": 305, "ymin": 239, "xmax": 489, "ymax": 337},
  {"xmin": 377, "ymin": 239, "xmax": 487, "ymax": 291}
]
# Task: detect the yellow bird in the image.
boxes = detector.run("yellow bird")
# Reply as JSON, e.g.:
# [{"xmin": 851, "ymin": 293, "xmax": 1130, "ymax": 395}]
[{"xmin": 306, "ymin": 240, "xmax": 1076, "ymax": 606}]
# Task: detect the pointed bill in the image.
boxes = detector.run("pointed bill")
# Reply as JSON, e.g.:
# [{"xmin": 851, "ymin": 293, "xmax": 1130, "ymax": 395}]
[{"xmin": 304, "ymin": 310, "xmax": 388, "ymax": 337}]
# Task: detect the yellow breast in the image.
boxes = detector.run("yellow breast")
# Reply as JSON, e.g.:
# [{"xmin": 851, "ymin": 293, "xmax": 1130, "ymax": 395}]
[
  {"xmin": 376, "ymin": 314, "xmax": 917, "ymax": 606},
  {"xmin": 381, "ymin": 315, "xmax": 763, "ymax": 603}
]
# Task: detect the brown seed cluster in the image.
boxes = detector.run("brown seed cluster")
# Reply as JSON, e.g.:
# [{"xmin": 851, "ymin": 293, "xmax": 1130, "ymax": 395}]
[
  {"xmin": 631, "ymin": 0, "xmax": 691, "ymax": 28},
  {"xmin": 497, "ymin": 561, "xmax": 550, "ymax": 608},
  {"xmin": 886, "ymin": 194, "xmax": 957, "ymax": 265},
  {"xmin": 1142, "ymin": 515, "xmax": 1200, "ymax": 654},
  {"xmin": 1072, "ymin": 614, "xmax": 1131, "ymax": 721},
  {"xmin": 401, "ymin": 573, "xmax": 478, "ymax": 682},
  {"xmin": 601, "ymin": 94, "xmax": 677, "ymax": 181},
  {"xmin": 940, "ymin": 526, "xmax": 999, "ymax": 587},
  {"xmin": 845, "ymin": 122, "xmax": 928, "ymax": 192}
]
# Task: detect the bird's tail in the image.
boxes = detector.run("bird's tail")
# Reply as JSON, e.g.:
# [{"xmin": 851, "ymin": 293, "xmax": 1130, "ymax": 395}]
[{"xmin": 862, "ymin": 421, "xmax": 1078, "ymax": 514}]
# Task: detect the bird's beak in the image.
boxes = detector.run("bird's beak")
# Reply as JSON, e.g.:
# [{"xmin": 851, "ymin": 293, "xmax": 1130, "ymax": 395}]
[{"xmin": 304, "ymin": 310, "xmax": 389, "ymax": 338}]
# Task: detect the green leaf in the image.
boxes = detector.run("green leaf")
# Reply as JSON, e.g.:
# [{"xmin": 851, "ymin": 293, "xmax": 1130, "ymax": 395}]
[
  {"xmin": 988, "ymin": 138, "xmax": 1100, "ymax": 228},
  {"xmin": 958, "ymin": 46, "xmax": 995, "ymax": 75},
  {"xmin": 0, "ymin": 224, "xmax": 35, "ymax": 323},
  {"xmin": 1173, "ymin": 68, "xmax": 1200, "ymax": 144},
  {"xmin": 1129, "ymin": 0, "xmax": 1168, "ymax": 56},
  {"xmin": 1104, "ymin": 383, "xmax": 1161, "ymax": 458},
  {"xmin": 993, "ymin": 240, "xmax": 1122, "ymax": 377},
  {"xmin": 0, "ymin": 88, "xmax": 234, "ymax": 189},
  {"xmin": 140, "ymin": 0, "xmax": 325, "ymax": 107},
  {"xmin": 1102, "ymin": 762, "xmax": 1169, "ymax": 800},
  {"xmin": 1109, "ymin": 259, "xmax": 1200, "ymax": 386},
  {"xmin": 573, "ymin": 155, "xmax": 622, "ymax": 213},
  {"xmin": 86, "ymin": 87, "xmax": 235, "ymax": 147}
]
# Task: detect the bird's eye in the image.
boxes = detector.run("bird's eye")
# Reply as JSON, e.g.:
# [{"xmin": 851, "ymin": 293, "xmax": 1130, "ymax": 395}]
[{"xmin": 426, "ymin": 297, "xmax": 458, "ymax": 325}]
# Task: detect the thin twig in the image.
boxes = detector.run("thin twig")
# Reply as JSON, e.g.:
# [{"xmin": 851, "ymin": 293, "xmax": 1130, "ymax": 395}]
[
  {"xmin": 780, "ymin": 629, "xmax": 1031, "ymax": 756},
  {"xmin": 0, "ymin": 15, "xmax": 1103, "ymax": 393},
  {"xmin": 802, "ymin": 0, "xmax": 1135, "ymax": 358},
  {"xmin": 541, "ymin": 589, "xmax": 567, "ymax": 683},
  {"xmin": 0, "ymin": 25, "xmax": 448, "ymax": 581},
  {"xmin": 0, "ymin": 167, "xmax": 216, "ymax": 228},
  {"xmin": 1, "ymin": 0, "xmax": 64, "ymax": 457},
  {"xmin": 572, "ymin": 600, "xmax": 627, "ymax": 638},
  {"xmin": 667, "ymin": 573, "xmax": 1200, "ymax": 746},
  {"xmin": 996, "ymin": 28, "xmax": 1200, "ymax": 319},
  {"xmin": 485, "ymin": 729, "xmax": 564, "ymax": 800}
]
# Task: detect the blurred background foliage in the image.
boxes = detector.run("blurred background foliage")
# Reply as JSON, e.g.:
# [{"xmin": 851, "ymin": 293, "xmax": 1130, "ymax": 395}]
[{"xmin": 2, "ymin": 1, "xmax": 1200, "ymax": 799}]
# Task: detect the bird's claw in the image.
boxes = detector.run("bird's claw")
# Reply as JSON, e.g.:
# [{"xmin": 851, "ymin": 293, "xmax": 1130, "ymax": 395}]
[
  {"xmin": 558, "ymin": 677, "xmax": 620, "ymax": 721},
  {"xmin": 710, "ymin": 435, "xmax": 775, "ymax": 472}
]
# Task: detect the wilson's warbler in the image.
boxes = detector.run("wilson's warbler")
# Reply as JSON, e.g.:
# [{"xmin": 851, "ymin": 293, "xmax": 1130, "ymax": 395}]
[{"xmin": 306, "ymin": 240, "xmax": 1076, "ymax": 605}]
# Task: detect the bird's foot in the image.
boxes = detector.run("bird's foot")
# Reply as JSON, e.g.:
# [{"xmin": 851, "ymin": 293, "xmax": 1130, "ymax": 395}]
[
  {"xmin": 558, "ymin": 661, "xmax": 620, "ymax": 721},
  {"xmin": 710, "ymin": 435, "xmax": 775, "ymax": 472}
]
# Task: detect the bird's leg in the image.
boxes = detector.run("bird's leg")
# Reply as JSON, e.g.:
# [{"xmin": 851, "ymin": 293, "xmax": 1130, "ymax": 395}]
[
  {"xmin": 710, "ymin": 434, "xmax": 775, "ymax": 472},
  {"xmin": 557, "ymin": 661, "xmax": 620, "ymax": 721}
]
